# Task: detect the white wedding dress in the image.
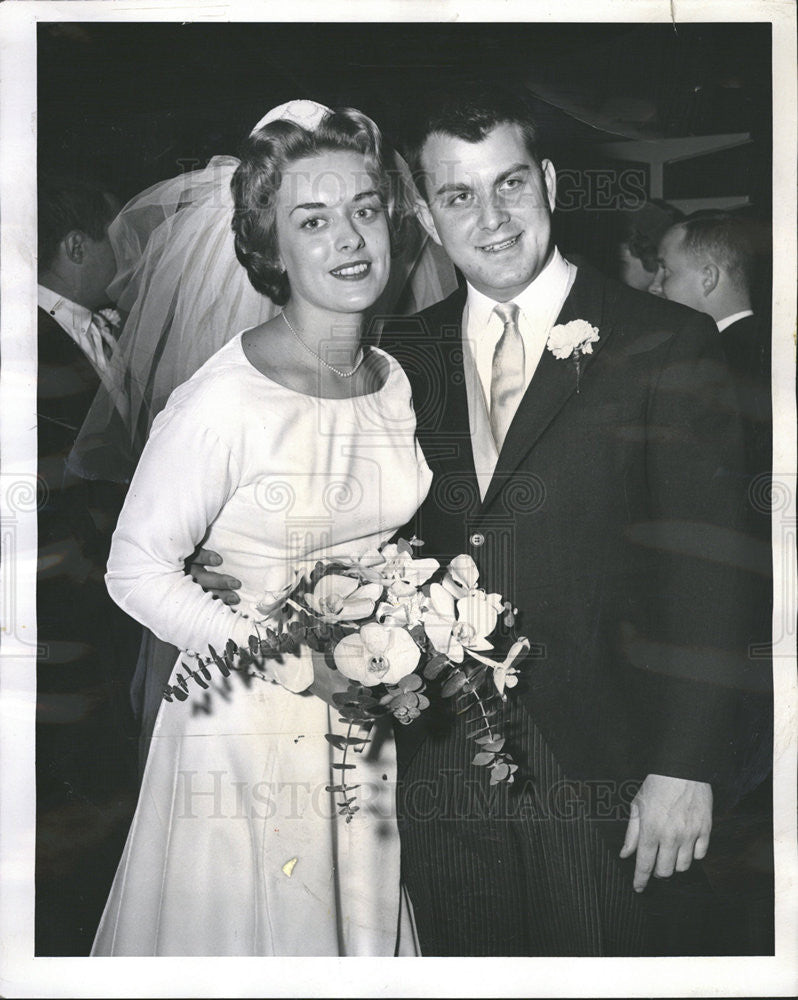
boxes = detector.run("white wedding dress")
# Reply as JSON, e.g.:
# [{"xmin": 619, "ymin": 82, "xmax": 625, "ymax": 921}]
[{"xmin": 91, "ymin": 333, "xmax": 431, "ymax": 956}]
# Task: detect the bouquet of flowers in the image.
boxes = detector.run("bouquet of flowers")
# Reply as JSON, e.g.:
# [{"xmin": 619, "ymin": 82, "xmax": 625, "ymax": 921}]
[{"xmin": 163, "ymin": 538, "xmax": 529, "ymax": 821}]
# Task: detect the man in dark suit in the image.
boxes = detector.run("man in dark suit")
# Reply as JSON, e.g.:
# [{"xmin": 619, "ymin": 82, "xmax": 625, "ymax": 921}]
[
  {"xmin": 649, "ymin": 212, "xmax": 774, "ymax": 949},
  {"xmin": 36, "ymin": 177, "xmax": 141, "ymax": 954},
  {"xmin": 382, "ymin": 85, "xmax": 756, "ymax": 955},
  {"xmin": 650, "ymin": 212, "xmax": 771, "ymax": 498}
]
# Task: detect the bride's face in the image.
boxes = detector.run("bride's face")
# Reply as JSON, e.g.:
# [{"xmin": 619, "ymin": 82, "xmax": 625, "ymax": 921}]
[{"xmin": 274, "ymin": 149, "xmax": 391, "ymax": 315}]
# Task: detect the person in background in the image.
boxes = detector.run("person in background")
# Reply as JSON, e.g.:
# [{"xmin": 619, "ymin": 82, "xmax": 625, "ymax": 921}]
[
  {"xmin": 615, "ymin": 198, "xmax": 683, "ymax": 292},
  {"xmin": 649, "ymin": 208, "xmax": 773, "ymax": 952},
  {"xmin": 649, "ymin": 211, "xmax": 771, "ymax": 519},
  {"xmin": 36, "ymin": 177, "xmax": 140, "ymax": 955}
]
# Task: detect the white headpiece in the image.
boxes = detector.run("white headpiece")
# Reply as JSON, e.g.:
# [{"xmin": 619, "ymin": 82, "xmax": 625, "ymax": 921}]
[
  {"xmin": 69, "ymin": 100, "xmax": 457, "ymax": 484},
  {"xmin": 249, "ymin": 99, "xmax": 332, "ymax": 136}
]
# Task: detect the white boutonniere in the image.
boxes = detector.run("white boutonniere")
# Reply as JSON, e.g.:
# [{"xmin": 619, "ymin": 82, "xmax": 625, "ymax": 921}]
[
  {"xmin": 547, "ymin": 319, "xmax": 600, "ymax": 393},
  {"xmin": 98, "ymin": 307, "xmax": 122, "ymax": 331}
]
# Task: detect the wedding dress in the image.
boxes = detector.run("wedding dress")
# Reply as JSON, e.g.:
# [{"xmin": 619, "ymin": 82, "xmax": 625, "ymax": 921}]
[{"xmin": 91, "ymin": 333, "xmax": 431, "ymax": 956}]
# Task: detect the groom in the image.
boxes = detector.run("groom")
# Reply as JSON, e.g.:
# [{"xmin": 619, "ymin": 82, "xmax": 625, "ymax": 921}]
[{"xmin": 380, "ymin": 83, "xmax": 753, "ymax": 955}]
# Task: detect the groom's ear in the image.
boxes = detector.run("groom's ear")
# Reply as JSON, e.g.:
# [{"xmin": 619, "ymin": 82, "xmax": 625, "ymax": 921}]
[
  {"xmin": 541, "ymin": 159, "xmax": 557, "ymax": 213},
  {"xmin": 415, "ymin": 198, "xmax": 442, "ymax": 246}
]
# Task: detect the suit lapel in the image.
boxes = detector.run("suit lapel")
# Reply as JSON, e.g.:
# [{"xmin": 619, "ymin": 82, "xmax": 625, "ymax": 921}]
[
  {"xmin": 412, "ymin": 289, "xmax": 479, "ymax": 486},
  {"xmin": 481, "ymin": 264, "xmax": 614, "ymax": 513}
]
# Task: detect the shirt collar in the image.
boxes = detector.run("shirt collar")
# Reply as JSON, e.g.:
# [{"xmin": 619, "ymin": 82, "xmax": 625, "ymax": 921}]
[
  {"xmin": 717, "ymin": 309, "xmax": 754, "ymax": 333},
  {"xmin": 464, "ymin": 246, "xmax": 571, "ymax": 338},
  {"xmin": 38, "ymin": 284, "xmax": 94, "ymax": 340}
]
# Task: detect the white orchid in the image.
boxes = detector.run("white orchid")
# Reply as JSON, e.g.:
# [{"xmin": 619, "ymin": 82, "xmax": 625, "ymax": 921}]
[
  {"xmin": 254, "ymin": 569, "xmax": 302, "ymax": 618},
  {"xmin": 440, "ymin": 553, "xmax": 481, "ymax": 599},
  {"xmin": 376, "ymin": 589, "xmax": 428, "ymax": 628},
  {"xmin": 468, "ymin": 637, "xmax": 531, "ymax": 699},
  {"xmin": 304, "ymin": 574, "xmax": 381, "ymax": 624},
  {"xmin": 423, "ymin": 584, "xmax": 503, "ymax": 663},
  {"xmin": 269, "ymin": 655, "xmax": 314, "ymax": 694},
  {"xmin": 333, "ymin": 622, "xmax": 420, "ymax": 687}
]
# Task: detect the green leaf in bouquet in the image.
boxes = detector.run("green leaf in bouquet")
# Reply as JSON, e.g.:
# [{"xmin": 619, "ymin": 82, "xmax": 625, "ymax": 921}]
[
  {"xmin": 423, "ymin": 653, "xmax": 449, "ymax": 680},
  {"xmin": 337, "ymin": 706, "xmax": 370, "ymax": 723},
  {"xmin": 324, "ymin": 733, "xmax": 370, "ymax": 750},
  {"xmin": 208, "ymin": 644, "xmax": 231, "ymax": 677},
  {"xmin": 304, "ymin": 630, "xmax": 324, "ymax": 653},
  {"xmin": 175, "ymin": 672, "xmax": 188, "ymax": 692},
  {"xmin": 441, "ymin": 671, "xmax": 468, "ymax": 698},
  {"xmin": 248, "ymin": 634, "xmax": 260, "ymax": 657},
  {"xmin": 225, "ymin": 638, "xmax": 237, "ymax": 661},
  {"xmin": 398, "ymin": 673, "xmax": 424, "ymax": 692},
  {"xmin": 198, "ymin": 661, "xmax": 212, "ymax": 681},
  {"xmin": 171, "ymin": 686, "xmax": 188, "ymax": 701},
  {"xmin": 184, "ymin": 663, "xmax": 209, "ymax": 690},
  {"xmin": 409, "ymin": 536, "xmax": 425, "ymax": 547},
  {"xmin": 324, "ymin": 734, "xmax": 350, "ymax": 750},
  {"xmin": 489, "ymin": 761, "xmax": 510, "ymax": 783},
  {"xmin": 476, "ymin": 736, "xmax": 505, "ymax": 752},
  {"xmin": 397, "ymin": 537, "xmax": 413, "ymax": 555},
  {"xmin": 278, "ymin": 632, "xmax": 297, "ymax": 655},
  {"xmin": 163, "ymin": 686, "xmax": 174, "ymax": 702},
  {"xmin": 472, "ymin": 750, "xmax": 496, "ymax": 766},
  {"xmin": 408, "ymin": 624, "xmax": 426, "ymax": 645}
]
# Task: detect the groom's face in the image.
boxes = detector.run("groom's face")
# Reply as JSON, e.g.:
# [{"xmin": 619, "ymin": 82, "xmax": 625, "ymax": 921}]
[{"xmin": 415, "ymin": 122, "xmax": 556, "ymax": 302}]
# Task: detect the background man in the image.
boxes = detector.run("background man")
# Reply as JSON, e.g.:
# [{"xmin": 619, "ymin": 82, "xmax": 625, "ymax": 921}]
[
  {"xmin": 649, "ymin": 212, "xmax": 773, "ymax": 939},
  {"xmin": 383, "ymin": 83, "xmax": 755, "ymax": 956},
  {"xmin": 649, "ymin": 212, "xmax": 771, "ymax": 492},
  {"xmin": 36, "ymin": 177, "xmax": 141, "ymax": 954}
]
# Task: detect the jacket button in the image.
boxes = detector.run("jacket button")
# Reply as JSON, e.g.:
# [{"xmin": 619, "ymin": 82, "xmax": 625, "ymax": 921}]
[{"xmin": 469, "ymin": 532, "xmax": 485, "ymax": 547}]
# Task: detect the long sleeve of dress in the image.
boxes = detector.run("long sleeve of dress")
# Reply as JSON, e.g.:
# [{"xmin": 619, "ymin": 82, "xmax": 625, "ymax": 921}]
[{"xmin": 106, "ymin": 400, "xmax": 254, "ymax": 656}]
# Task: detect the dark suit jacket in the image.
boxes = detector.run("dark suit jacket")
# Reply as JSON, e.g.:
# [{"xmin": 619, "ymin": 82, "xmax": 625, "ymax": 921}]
[
  {"xmin": 382, "ymin": 264, "xmax": 753, "ymax": 796},
  {"xmin": 36, "ymin": 305, "xmax": 137, "ymax": 718},
  {"xmin": 720, "ymin": 314, "xmax": 771, "ymax": 489},
  {"xmin": 37, "ymin": 307, "xmax": 106, "ymax": 568}
]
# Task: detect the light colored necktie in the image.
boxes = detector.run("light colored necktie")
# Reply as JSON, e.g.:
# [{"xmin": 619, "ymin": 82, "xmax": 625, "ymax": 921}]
[
  {"xmin": 489, "ymin": 301, "xmax": 525, "ymax": 451},
  {"xmin": 86, "ymin": 312, "xmax": 116, "ymax": 373}
]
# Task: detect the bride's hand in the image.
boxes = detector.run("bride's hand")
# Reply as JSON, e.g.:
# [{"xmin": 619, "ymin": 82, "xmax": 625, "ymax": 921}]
[
  {"xmin": 309, "ymin": 649, "xmax": 352, "ymax": 707},
  {"xmin": 185, "ymin": 547, "xmax": 241, "ymax": 605}
]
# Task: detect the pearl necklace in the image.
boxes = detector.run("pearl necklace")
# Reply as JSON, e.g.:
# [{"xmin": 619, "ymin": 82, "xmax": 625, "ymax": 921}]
[{"xmin": 281, "ymin": 311, "xmax": 365, "ymax": 379}]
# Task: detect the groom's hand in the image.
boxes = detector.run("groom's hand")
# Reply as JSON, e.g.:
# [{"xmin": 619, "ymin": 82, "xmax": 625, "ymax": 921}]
[
  {"xmin": 185, "ymin": 547, "xmax": 241, "ymax": 605},
  {"xmin": 619, "ymin": 773, "xmax": 712, "ymax": 893}
]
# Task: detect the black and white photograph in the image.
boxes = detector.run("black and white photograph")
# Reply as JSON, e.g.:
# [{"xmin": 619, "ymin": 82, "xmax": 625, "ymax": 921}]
[{"xmin": 0, "ymin": 1, "xmax": 795, "ymax": 996}]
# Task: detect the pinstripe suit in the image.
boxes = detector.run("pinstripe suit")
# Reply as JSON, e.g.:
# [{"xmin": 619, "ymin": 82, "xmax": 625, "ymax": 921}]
[{"xmin": 381, "ymin": 263, "xmax": 753, "ymax": 954}]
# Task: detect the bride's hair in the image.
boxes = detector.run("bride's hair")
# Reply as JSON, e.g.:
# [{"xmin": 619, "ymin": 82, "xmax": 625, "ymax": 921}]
[{"xmin": 231, "ymin": 108, "xmax": 409, "ymax": 305}]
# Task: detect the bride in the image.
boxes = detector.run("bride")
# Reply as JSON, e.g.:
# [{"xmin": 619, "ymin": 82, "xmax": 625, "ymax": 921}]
[{"xmin": 91, "ymin": 100, "xmax": 432, "ymax": 956}]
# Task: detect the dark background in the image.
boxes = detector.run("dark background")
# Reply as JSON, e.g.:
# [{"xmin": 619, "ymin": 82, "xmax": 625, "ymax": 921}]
[
  {"xmin": 39, "ymin": 21, "xmax": 772, "ymax": 199},
  {"xmin": 35, "ymin": 19, "xmax": 774, "ymax": 956}
]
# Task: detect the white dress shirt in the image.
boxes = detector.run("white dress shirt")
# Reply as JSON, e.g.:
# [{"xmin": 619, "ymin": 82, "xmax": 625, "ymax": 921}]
[
  {"xmin": 716, "ymin": 309, "xmax": 754, "ymax": 333},
  {"xmin": 463, "ymin": 248, "xmax": 576, "ymax": 415},
  {"xmin": 38, "ymin": 284, "xmax": 113, "ymax": 376},
  {"xmin": 460, "ymin": 248, "xmax": 577, "ymax": 499}
]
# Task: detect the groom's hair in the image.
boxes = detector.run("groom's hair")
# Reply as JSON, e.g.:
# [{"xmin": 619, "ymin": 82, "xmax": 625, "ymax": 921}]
[{"xmin": 403, "ymin": 80, "xmax": 544, "ymax": 201}]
